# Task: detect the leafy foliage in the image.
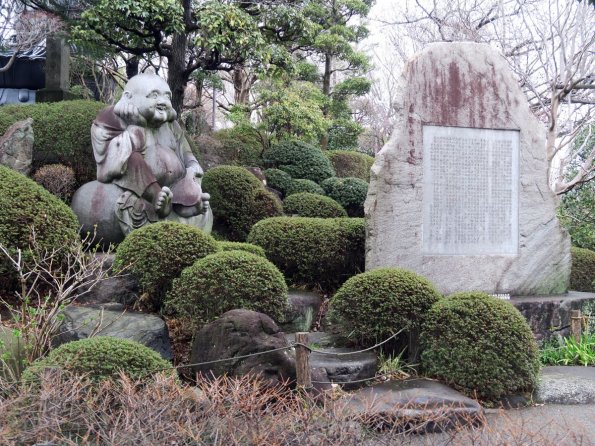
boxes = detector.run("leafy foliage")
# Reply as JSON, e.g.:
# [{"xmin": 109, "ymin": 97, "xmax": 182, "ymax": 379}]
[
  {"xmin": 325, "ymin": 150, "xmax": 374, "ymax": 181},
  {"xmin": 421, "ymin": 292, "xmax": 540, "ymax": 401},
  {"xmin": 283, "ymin": 192, "xmax": 347, "ymax": 218},
  {"xmin": 285, "ymin": 179, "xmax": 325, "ymax": 196},
  {"xmin": 164, "ymin": 251, "xmax": 288, "ymax": 325},
  {"xmin": 570, "ymin": 246, "xmax": 595, "ymax": 292},
  {"xmin": 22, "ymin": 337, "xmax": 171, "ymax": 383},
  {"xmin": 113, "ymin": 222, "xmax": 219, "ymax": 309},
  {"xmin": 328, "ymin": 268, "xmax": 442, "ymax": 347},
  {"xmin": 559, "ymin": 183, "xmax": 594, "ymax": 251},
  {"xmin": 320, "ymin": 176, "xmax": 368, "ymax": 217},
  {"xmin": 264, "ymin": 168, "xmax": 293, "ymax": 196},
  {"xmin": 202, "ymin": 166, "xmax": 283, "ymax": 241},
  {"xmin": 0, "ymin": 101, "xmax": 106, "ymax": 186},
  {"xmin": 210, "ymin": 128, "xmax": 264, "ymax": 166},
  {"xmin": 217, "ymin": 241, "xmax": 266, "ymax": 257},
  {"xmin": 247, "ymin": 216, "xmax": 365, "ymax": 292},
  {"xmin": 32, "ymin": 164, "xmax": 76, "ymax": 203},
  {"xmin": 263, "ymin": 140, "xmax": 335, "ymax": 184},
  {"xmin": 540, "ymin": 333, "xmax": 595, "ymax": 367}
]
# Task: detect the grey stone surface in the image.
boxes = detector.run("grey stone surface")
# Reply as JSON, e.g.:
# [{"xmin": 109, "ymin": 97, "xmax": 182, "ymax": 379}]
[
  {"xmin": 0, "ymin": 118, "xmax": 33, "ymax": 175},
  {"xmin": 534, "ymin": 366, "xmax": 595, "ymax": 405},
  {"xmin": 279, "ymin": 290, "xmax": 322, "ymax": 333},
  {"xmin": 55, "ymin": 305, "xmax": 172, "ymax": 360},
  {"xmin": 339, "ymin": 379, "xmax": 483, "ymax": 433},
  {"xmin": 71, "ymin": 73, "xmax": 212, "ymax": 247},
  {"xmin": 365, "ymin": 42, "xmax": 570, "ymax": 295},
  {"xmin": 37, "ymin": 36, "xmax": 74, "ymax": 103},
  {"xmin": 511, "ymin": 291, "xmax": 595, "ymax": 341},
  {"xmin": 310, "ymin": 346, "xmax": 377, "ymax": 390}
]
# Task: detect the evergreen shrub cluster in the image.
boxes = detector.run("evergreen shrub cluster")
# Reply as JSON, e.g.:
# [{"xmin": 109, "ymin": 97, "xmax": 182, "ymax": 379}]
[
  {"xmin": 202, "ymin": 166, "xmax": 283, "ymax": 241},
  {"xmin": 570, "ymin": 246, "xmax": 595, "ymax": 291},
  {"xmin": 165, "ymin": 251, "xmax": 288, "ymax": 325},
  {"xmin": 114, "ymin": 222, "xmax": 219, "ymax": 309},
  {"xmin": 325, "ymin": 150, "xmax": 374, "ymax": 182},
  {"xmin": 264, "ymin": 168, "xmax": 293, "ymax": 196},
  {"xmin": 321, "ymin": 177, "xmax": 368, "ymax": 217},
  {"xmin": 0, "ymin": 100, "xmax": 106, "ymax": 185},
  {"xmin": 218, "ymin": 241, "xmax": 266, "ymax": 257},
  {"xmin": 283, "ymin": 192, "xmax": 347, "ymax": 218},
  {"xmin": 263, "ymin": 140, "xmax": 335, "ymax": 184},
  {"xmin": 421, "ymin": 291, "xmax": 540, "ymax": 401},
  {"xmin": 247, "ymin": 216, "xmax": 365, "ymax": 292},
  {"xmin": 285, "ymin": 178, "xmax": 325, "ymax": 197},
  {"xmin": 22, "ymin": 337, "xmax": 171, "ymax": 383},
  {"xmin": 210, "ymin": 128, "xmax": 264, "ymax": 166}
]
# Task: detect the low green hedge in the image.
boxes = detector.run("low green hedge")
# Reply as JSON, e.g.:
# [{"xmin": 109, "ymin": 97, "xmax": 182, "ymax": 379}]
[
  {"xmin": 263, "ymin": 140, "xmax": 335, "ymax": 184},
  {"xmin": 570, "ymin": 247, "xmax": 595, "ymax": 291},
  {"xmin": 283, "ymin": 192, "xmax": 347, "ymax": 218},
  {"xmin": 164, "ymin": 251, "xmax": 288, "ymax": 325},
  {"xmin": 247, "ymin": 216, "xmax": 365, "ymax": 292},
  {"xmin": 421, "ymin": 292, "xmax": 540, "ymax": 401},
  {"xmin": 320, "ymin": 177, "xmax": 368, "ymax": 217},
  {"xmin": 0, "ymin": 100, "xmax": 106, "ymax": 186},
  {"xmin": 285, "ymin": 178, "xmax": 325, "ymax": 197},
  {"xmin": 218, "ymin": 241, "xmax": 266, "ymax": 257},
  {"xmin": 264, "ymin": 168, "xmax": 293, "ymax": 196},
  {"xmin": 325, "ymin": 150, "xmax": 374, "ymax": 181}
]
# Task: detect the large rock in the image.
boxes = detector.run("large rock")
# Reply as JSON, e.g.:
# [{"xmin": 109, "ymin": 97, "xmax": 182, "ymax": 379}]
[
  {"xmin": 191, "ymin": 309, "xmax": 296, "ymax": 384},
  {"xmin": 0, "ymin": 118, "xmax": 33, "ymax": 175},
  {"xmin": 534, "ymin": 366, "xmax": 595, "ymax": 405},
  {"xmin": 279, "ymin": 290, "xmax": 322, "ymax": 333},
  {"xmin": 339, "ymin": 379, "xmax": 484, "ymax": 433},
  {"xmin": 365, "ymin": 42, "xmax": 570, "ymax": 295},
  {"xmin": 55, "ymin": 305, "xmax": 172, "ymax": 360}
]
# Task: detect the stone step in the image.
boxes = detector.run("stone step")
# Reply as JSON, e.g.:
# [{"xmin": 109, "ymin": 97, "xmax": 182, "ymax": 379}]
[
  {"xmin": 337, "ymin": 379, "xmax": 484, "ymax": 433},
  {"xmin": 534, "ymin": 366, "xmax": 595, "ymax": 405}
]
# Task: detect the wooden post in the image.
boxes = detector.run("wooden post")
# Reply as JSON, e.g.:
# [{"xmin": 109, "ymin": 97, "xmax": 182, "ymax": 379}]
[
  {"xmin": 570, "ymin": 310, "xmax": 582, "ymax": 342},
  {"xmin": 295, "ymin": 332, "xmax": 312, "ymax": 390}
]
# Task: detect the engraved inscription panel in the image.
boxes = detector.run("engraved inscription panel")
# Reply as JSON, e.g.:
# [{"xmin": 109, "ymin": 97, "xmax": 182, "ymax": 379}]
[{"xmin": 422, "ymin": 126, "xmax": 519, "ymax": 255}]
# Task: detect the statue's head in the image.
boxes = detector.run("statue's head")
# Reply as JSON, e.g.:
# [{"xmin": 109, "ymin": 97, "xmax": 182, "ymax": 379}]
[{"xmin": 114, "ymin": 73, "xmax": 177, "ymax": 127}]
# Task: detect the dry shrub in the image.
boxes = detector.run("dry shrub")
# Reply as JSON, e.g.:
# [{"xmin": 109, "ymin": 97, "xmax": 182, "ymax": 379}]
[
  {"xmin": 0, "ymin": 371, "xmax": 591, "ymax": 446},
  {"xmin": 33, "ymin": 163, "xmax": 76, "ymax": 202}
]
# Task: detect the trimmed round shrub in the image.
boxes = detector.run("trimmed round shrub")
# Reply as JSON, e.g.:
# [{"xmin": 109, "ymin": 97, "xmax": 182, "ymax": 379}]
[
  {"xmin": 0, "ymin": 100, "xmax": 106, "ymax": 186},
  {"xmin": 114, "ymin": 221, "xmax": 219, "ymax": 308},
  {"xmin": 570, "ymin": 246, "xmax": 595, "ymax": 291},
  {"xmin": 247, "ymin": 217, "xmax": 365, "ymax": 292},
  {"xmin": 285, "ymin": 178, "xmax": 325, "ymax": 197},
  {"xmin": 328, "ymin": 268, "xmax": 442, "ymax": 346},
  {"xmin": 264, "ymin": 168, "xmax": 293, "ymax": 196},
  {"xmin": 22, "ymin": 337, "xmax": 171, "ymax": 383},
  {"xmin": 263, "ymin": 140, "xmax": 335, "ymax": 183},
  {"xmin": 283, "ymin": 193, "xmax": 347, "ymax": 218},
  {"xmin": 33, "ymin": 163, "xmax": 76, "ymax": 203},
  {"xmin": 320, "ymin": 177, "xmax": 368, "ymax": 217},
  {"xmin": 164, "ymin": 251, "xmax": 288, "ymax": 325},
  {"xmin": 211, "ymin": 128, "xmax": 264, "ymax": 166},
  {"xmin": 202, "ymin": 166, "xmax": 283, "ymax": 241},
  {"xmin": 0, "ymin": 165, "xmax": 79, "ymax": 288},
  {"xmin": 326, "ymin": 150, "xmax": 375, "ymax": 182},
  {"xmin": 421, "ymin": 292, "xmax": 540, "ymax": 401},
  {"xmin": 218, "ymin": 241, "xmax": 266, "ymax": 257}
]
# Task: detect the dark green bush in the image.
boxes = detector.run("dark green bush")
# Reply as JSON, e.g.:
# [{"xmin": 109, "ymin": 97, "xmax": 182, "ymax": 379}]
[
  {"xmin": 218, "ymin": 241, "xmax": 266, "ymax": 257},
  {"xmin": 325, "ymin": 150, "xmax": 374, "ymax": 182},
  {"xmin": 320, "ymin": 177, "xmax": 368, "ymax": 217},
  {"xmin": 164, "ymin": 251, "xmax": 288, "ymax": 324},
  {"xmin": 570, "ymin": 247, "xmax": 595, "ymax": 291},
  {"xmin": 285, "ymin": 178, "xmax": 325, "ymax": 197},
  {"xmin": 22, "ymin": 337, "xmax": 171, "ymax": 383},
  {"xmin": 202, "ymin": 166, "xmax": 283, "ymax": 241},
  {"xmin": 328, "ymin": 268, "xmax": 442, "ymax": 347},
  {"xmin": 211, "ymin": 128, "xmax": 264, "ymax": 166},
  {"xmin": 0, "ymin": 100, "xmax": 106, "ymax": 186},
  {"xmin": 114, "ymin": 222, "xmax": 219, "ymax": 309},
  {"xmin": 283, "ymin": 193, "xmax": 347, "ymax": 218},
  {"xmin": 421, "ymin": 292, "xmax": 540, "ymax": 401},
  {"xmin": 247, "ymin": 217, "xmax": 365, "ymax": 292},
  {"xmin": 264, "ymin": 168, "xmax": 293, "ymax": 196},
  {"xmin": 263, "ymin": 140, "xmax": 335, "ymax": 184},
  {"xmin": 0, "ymin": 166, "xmax": 79, "ymax": 288}
]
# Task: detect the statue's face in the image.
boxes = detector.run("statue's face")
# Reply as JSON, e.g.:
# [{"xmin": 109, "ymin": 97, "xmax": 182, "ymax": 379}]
[{"xmin": 121, "ymin": 74, "xmax": 177, "ymax": 126}]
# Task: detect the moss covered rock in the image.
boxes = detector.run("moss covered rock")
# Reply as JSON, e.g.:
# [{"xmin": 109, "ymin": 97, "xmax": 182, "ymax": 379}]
[
  {"xmin": 570, "ymin": 247, "xmax": 595, "ymax": 292},
  {"xmin": 22, "ymin": 337, "xmax": 171, "ymax": 383},
  {"xmin": 114, "ymin": 221, "xmax": 219, "ymax": 309},
  {"xmin": 247, "ymin": 217, "xmax": 365, "ymax": 292},
  {"xmin": 326, "ymin": 150, "xmax": 374, "ymax": 182},
  {"xmin": 320, "ymin": 176, "xmax": 368, "ymax": 217},
  {"xmin": 421, "ymin": 291, "xmax": 540, "ymax": 401},
  {"xmin": 328, "ymin": 268, "xmax": 442, "ymax": 347},
  {"xmin": 283, "ymin": 192, "xmax": 347, "ymax": 218},
  {"xmin": 263, "ymin": 140, "xmax": 335, "ymax": 184},
  {"xmin": 164, "ymin": 251, "xmax": 288, "ymax": 325}
]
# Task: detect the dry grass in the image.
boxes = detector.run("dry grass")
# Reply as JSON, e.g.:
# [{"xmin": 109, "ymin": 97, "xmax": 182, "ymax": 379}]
[{"xmin": 0, "ymin": 371, "xmax": 592, "ymax": 446}]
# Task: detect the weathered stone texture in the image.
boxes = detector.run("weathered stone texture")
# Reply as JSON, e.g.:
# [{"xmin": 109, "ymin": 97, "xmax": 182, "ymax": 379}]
[
  {"xmin": 365, "ymin": 42, "xmax": 570, "ymax": 295},
  {"xmin": 0, "ymin": 118, "xmax": 33, "ymax": 175}
]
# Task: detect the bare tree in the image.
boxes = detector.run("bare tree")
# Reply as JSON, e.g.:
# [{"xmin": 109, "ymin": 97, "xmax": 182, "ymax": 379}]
[
  {"xmin": 0, "ymin": 1, "xmax": 63, "ymax": 73},
  {"xmin": 380, "ymin": 0, "xmax": 594, "ymax": 193}
]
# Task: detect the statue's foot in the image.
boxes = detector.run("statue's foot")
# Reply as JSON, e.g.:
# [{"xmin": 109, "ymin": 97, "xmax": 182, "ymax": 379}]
[{"xmin": 155, "ymin": 187, "xmax": 173, "ymax": 218}]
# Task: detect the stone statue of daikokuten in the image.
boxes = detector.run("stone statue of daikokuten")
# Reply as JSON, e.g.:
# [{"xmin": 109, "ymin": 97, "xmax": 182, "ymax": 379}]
[{"xmin": 71, "ymin": 73, "xmax": 213, "ymax": 247}]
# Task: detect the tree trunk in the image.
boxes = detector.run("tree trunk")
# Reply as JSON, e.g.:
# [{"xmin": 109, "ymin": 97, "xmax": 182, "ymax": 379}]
[
  {"xmin": 167, "ymin": 33, "xmax": 189, "ymax": 115},
  {"xmin": 125, "ymin": 56, "xmax": 139, "ymax": 79},
  {"xmin": 233, "ymin": 65, "xmax": 254, "ymax": 105},
  {"xmin": 320, "ymin": 53, "xmax": 333, "ymax": 149}
]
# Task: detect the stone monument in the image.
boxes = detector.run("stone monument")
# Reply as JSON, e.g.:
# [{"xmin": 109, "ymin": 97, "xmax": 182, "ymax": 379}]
[
  {"xmin": 365, "ymin": 42, "xmax": 570, "ymax": 295},
  {"xmin": 71, "ymin": 73, "xmax": 212, "ymax": 246},
  {"xmin": 37, "ymin": 36, "xmax": 76, "ymax": 103}
]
